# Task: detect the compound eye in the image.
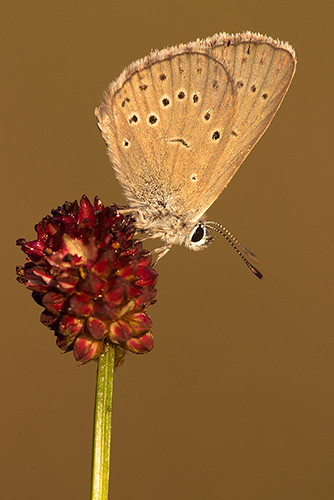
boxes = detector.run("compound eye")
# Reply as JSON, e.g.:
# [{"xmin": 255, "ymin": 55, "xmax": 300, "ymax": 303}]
[{"xmin": 190, "ymin": 224, "xmax": 205, "ymax": 243}]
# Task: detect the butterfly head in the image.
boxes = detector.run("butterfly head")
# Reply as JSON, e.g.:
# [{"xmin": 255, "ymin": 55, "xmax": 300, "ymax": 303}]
[
  {"xmin": 186, "ymin": 223, "xmax": 213, "ymax": 251},
  {"xmin": 132, "ymin": 204, "xmax": 213, "ymax": 251}
]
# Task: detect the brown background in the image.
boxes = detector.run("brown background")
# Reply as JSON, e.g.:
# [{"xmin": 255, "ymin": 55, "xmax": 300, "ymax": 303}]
[{"xmin": 2, "ymin": 1, "xmax": 333, "ymax": 499}]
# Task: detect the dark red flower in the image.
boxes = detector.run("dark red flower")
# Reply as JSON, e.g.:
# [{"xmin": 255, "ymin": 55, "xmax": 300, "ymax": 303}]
[{"xmin": 16, "ymin": 196, "xmax": 158, "ymax": 366}]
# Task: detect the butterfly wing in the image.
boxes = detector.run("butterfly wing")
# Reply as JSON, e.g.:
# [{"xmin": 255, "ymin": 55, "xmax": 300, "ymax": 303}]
[
  {"xmin": 96, "ymin": 32, "xmax": 296, "ymax": 222},
  {"xmin": 208, "ymin": 33, "xmax": 296, "ymax": 204}
]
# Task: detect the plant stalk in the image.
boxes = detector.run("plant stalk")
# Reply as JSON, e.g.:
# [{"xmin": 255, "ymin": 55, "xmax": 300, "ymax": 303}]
[{"xmin": 91, "ymin": 342, "xmax": 115, "ymax": 500}]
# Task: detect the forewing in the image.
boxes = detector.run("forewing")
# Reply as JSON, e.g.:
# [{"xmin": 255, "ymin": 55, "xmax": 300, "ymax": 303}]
[
  {"xmin": 95, "ymin": 32, "xmax": 296, "ymax": 220},
  {"xmin": 209, "ymin": 33, "xmax": 296, "ymax": 202}
]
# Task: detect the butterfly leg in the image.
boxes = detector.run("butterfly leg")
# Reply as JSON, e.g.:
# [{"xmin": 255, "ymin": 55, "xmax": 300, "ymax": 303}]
[
  {"xmin": 115, "ymin": 206, "xmax": 133, "ymax": 214},
  {"xmin": 150, "ymin": 245, "xmax": 172, "ymax": 266}
]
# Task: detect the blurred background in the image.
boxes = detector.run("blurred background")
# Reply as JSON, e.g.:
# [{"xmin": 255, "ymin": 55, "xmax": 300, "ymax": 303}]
[{"xmin": 2, "ymin": 1, "xmax": 333, "ymax": 499}]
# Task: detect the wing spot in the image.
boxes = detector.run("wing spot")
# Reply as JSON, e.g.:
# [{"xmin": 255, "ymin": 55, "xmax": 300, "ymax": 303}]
[
  {"xmin": 197, "ymin": 67, "xmax": 202, "ymax": 74},
  {"xmin": 191, "ymin": 174, "xmax": 198, "ymax": 182},
  {"xmin": 193, "ymin": 94, "xmax": 199, "ymax": 103},
  {"xmin": 121, "ymin": 97, "xmax": 130, "ymax": 108},
  {"xmin": 178, "ymin": 91, "xmax": 185, "ymax": 99},
  {"xmin": 123, "ymin": 139, "xmax": 130, "ymax": 147},
  {"xmin": 247, "ymin": 45, "xmax": 251, "ymax": 55},
  {"xmin": 148, "ymin": 114, "xmax": 158, "ymax": 125},
  {"xmin": 129, "ymin": 114, "xmax": 138, "ymax": 124},
  {"xmin": 159, "ymin": 73, "xmax": 167, "ymax": 81},
  {"xmin": 213, "ymin": 80, "xmax": 219, "ymax": 90},
  {"xmin": 236, "ymin": 81, "xmax": 244, "ymax": 89},
  {"xmin": 212, "ymin": 131, "xmax": 220, "ymax": 141},
  {"xmin": 162, "ymin": 98, "xmax": 170, "ymax": 106},
  {"xmin": 139, "ymin": 84, "xmax": 148, "ymax": 91},
  {"xmin": 204, "ymin": 112, "xmax": 211, "ymax": 121},
  {"xmin": 260, "ymin": 58, "xmax": 265, "ymax": 65},
  {"xmin": 262, "ymin": 93, "xmax": 268, "ymax": 100},
  {"xmin": 231, "ymin": 130, "xmax": 238, "ymax": 137},
  {"xmin": 251, "ymin": 85, "xmax": 256, "ymax": 92},
  {"xmin": 169, "ymin": 138, "xmax": 189, "ymax": 148},
  {"xmin": 179, "ymin": 66, "xmax": 184, "ymax": 74}
]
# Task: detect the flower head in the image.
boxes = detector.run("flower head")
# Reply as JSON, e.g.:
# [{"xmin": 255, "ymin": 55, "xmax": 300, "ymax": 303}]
[{"xmin": 16, "ymin": 196, "xmax": 158, "ymax": 366}]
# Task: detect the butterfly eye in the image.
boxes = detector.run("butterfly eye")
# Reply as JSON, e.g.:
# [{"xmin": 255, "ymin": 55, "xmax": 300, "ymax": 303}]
[
  {"xmin": 188, "ymin": 224, "xmax": 212, "ymax": 251},
  {"xmin": 191, "ymin": 224, "xmax": 205, "ymax": 243}
]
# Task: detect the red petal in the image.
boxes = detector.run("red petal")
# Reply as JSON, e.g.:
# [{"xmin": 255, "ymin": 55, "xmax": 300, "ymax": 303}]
[
  {"xmin": 42, "ymin": 291, "xmax": 66, "ymax": 314},
  {"xmin": 94, "ymin": 196, "xmax": 104, "ymax": 211},
  {"xmin": 77, "ymin": 196, "xmax": 95, "ymax": 227},
  {"xmin": 91, "ymin": 249, "xmax": 116, "ymax": 277},
  {"xmin": 78, "ymin": 272, "xmax": 105, "ymax": 297},
  {"xmin": 104, "ymin": 276, "xmax": 129, "ymax": 305},
  {"xmin": 93, "ymin": 298, "xmax": 116, "ymax": 321},
  {"xmin": 126, "ymin": 311, "xmax": 152, "ymax": 334},
  {"xmin": 20, "ymin": 239, "xmax": 46, "ymax": 260},
  {"xmin": 21, "ymin": 267, "xmax": 50, "ymax": 292},
  {"xmin": 56, "ymin": 334, "xmax": 74, "ymax": 352},
  {"xmin": 116, "ymin": 256, "xmax": 139, "ymax": 280},
  {"xmin": 56, "ymin": 271, "xmax": 79, "ymax": 294},
  {"xmin": 128, "ymin": 285, "xmax": 151, "ymax": 310},
  {"xmin": 139, "ymin": 251, "xmax": 152, "ymax": 267},
  {"xmin": 122, "ymin": 240, "xmax": 142, "ymax": 257},
  {"xmin": 73, "ymin": 336, "xmax": 104, "ymax": 363},
  {"xmin": 87, "ymin": 317, "xmax": 107, "ymax": 340},
  {"xmin": 135, "ymin": 266, "xmax": 158, "ymax": 288},
  {"xmin": 59, "ymin": 314, "xmax": 84, "ymax": 335},
  {"xmin": 31, "ymin": 266, "xmax": 54, "ymax": 286},
  {"xmin": 69, "ymin": 293, "xmax": 93, "ymax": 317},
  {"xmin": 40, "ymin": 310, "xmax": 58, "ymax": 327},
  {"xmin": 126, "ymin": 331, "xmax": 154, "ymax": 353},
  {"xmin": 109, "ymin": 319, "xmax": 132, "ymax": 342}
]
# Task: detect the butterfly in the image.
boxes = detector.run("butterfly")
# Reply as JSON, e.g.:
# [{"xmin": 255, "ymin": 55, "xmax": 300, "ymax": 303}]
[{"xmin": 95, "ymin": 32, "xmax": 296, "ymax": 277}]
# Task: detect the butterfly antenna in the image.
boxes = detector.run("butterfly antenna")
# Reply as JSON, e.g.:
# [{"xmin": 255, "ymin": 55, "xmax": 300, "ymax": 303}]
[
  {"xmin": 205, "ymin": 222, "xmax": 264, "ymax": 280},
  {"xmin": 206, "ymin": 221, "xmax": 259, "ymax": 261}
]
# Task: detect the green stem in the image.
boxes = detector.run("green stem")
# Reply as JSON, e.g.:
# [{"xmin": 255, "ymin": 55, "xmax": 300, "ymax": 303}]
[{"xmin": 91, "ymin": 342, "xmax": 115, "ymax": 500}]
